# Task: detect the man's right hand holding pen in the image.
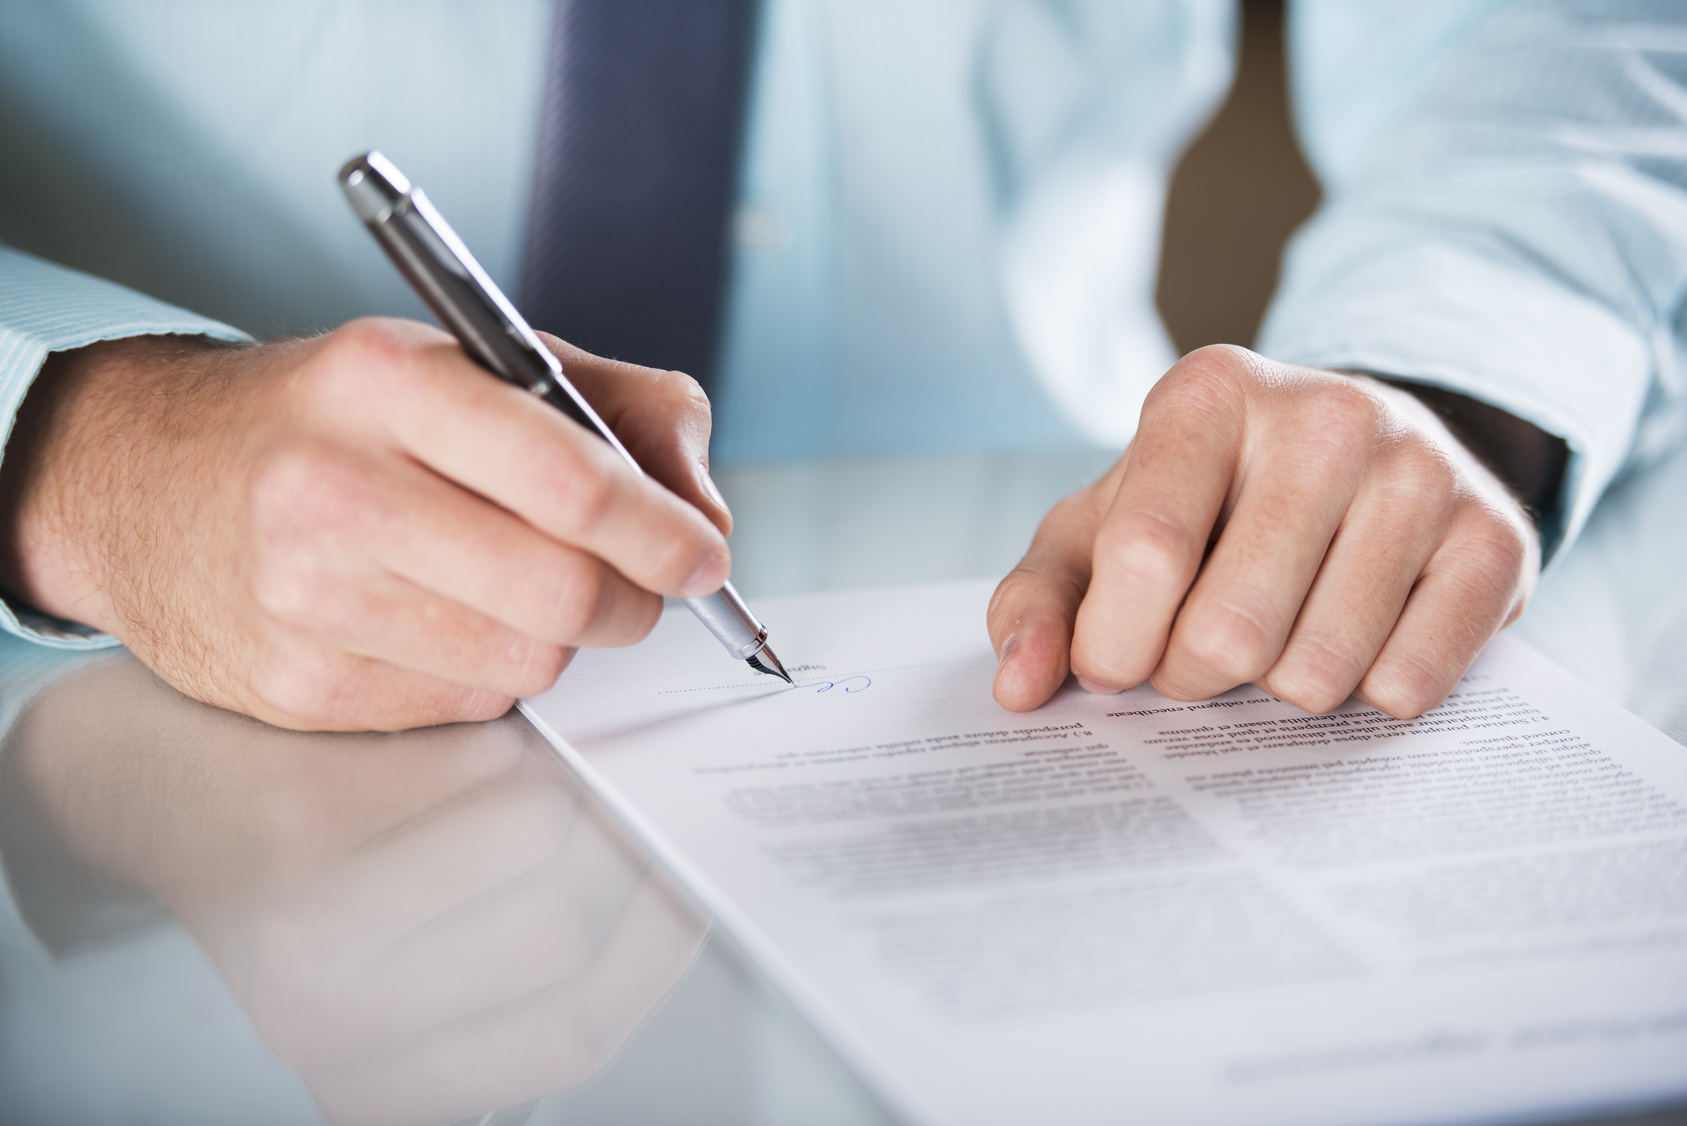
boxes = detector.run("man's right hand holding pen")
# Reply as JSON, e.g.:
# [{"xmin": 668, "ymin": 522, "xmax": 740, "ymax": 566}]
[{"xmin": 0, "ymin": 319, "xmax": 734, "ymax": 731}]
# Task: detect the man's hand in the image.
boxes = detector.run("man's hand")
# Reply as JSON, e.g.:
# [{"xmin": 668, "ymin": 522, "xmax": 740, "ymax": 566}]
[
  {"xmin": 0, "ymin": 318, "xmax": 733, "ymax": 731},
  {"xmin": 989, "ymin": 346, "xmax": 1542, "ymax": 719}
]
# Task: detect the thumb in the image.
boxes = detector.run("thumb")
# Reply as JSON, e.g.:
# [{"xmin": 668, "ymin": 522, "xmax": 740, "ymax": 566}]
[
  {"xmin": 535, "ymin": 333, "xmax": 733, "ymax": 537},
  {"xmin": 988, "ymin": 469, "xmax": 1118, "ymax": 711}
]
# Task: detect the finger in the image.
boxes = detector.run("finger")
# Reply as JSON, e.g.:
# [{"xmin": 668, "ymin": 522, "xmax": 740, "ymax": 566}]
[
  {"xmin": 241, "ymin": 641, "xmax": 515, "ymax": 733},
  {"xmin": 357, "ymin": 455, "xmax": 664, "ymax": 648},
  {"xmin": 309, "ymin": 569, "xmax": 593, "ymax": 700},
  {"xmin": 1357, "ymin": 509, "xmax": 1532, "ymax": 718},
  {"xmin": 397, "ymin": 359, "xmax": 728, "ymax": 595},
  {"xmin": 1150, "ymin": 417, "xmax": 1363, "ymax": 701},
  {"xmin": 988, "ymin": 475, "xmax": 1116, "ymax": 711},
  {"xmin": 1257, "ymin": 481, "xmax": 1448, "ymax": 713},
  {"xmin": 539, "ymin": 333, "xmax": 732, "ymax": 536},
  {"xmin": 1071, "ymin": 370, "xmax": 1244, "ymax": 691},
  {"xmin": 341, "ymin": 328, "xmax": 730, "ymax": 598}
]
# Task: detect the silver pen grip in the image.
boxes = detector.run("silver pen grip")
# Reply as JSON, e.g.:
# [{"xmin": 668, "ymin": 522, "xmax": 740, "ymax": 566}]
[{"xmin": 684, "ymin": 583, "xmax": 768, "ymax": 660}]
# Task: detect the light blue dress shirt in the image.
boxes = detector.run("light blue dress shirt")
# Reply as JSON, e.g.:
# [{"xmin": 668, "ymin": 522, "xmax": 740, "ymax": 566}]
[{"xmin": 0, "ymin": 0, "xmax": 1684, "ymax": 651}]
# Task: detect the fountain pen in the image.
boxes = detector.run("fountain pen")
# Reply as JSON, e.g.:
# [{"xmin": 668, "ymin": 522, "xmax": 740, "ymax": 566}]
[{"xmin": 338, "ymin": 150, "xmax": 791, "ymax": 685}]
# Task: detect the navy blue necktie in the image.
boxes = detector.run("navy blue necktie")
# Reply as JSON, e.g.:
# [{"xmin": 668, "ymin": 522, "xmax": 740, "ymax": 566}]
[{"xmin": 522, "ymin": 0, "xmax": 757, "ymax": 396}]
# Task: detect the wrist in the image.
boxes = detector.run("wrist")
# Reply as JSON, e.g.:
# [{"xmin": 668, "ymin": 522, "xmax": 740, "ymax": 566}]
[{"xmin": 0, "ymin": 334, "xmax": 242, "ymax": 632}]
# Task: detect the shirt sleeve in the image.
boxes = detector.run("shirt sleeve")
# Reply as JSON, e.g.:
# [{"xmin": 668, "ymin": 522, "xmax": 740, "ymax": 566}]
[
  {"xmin": 1259, "ymin": 0, "xmax": 1687, "ymax": 561},
  {"xmin": 0, "ymin": 245, "xmax": 250, "ymax": 649},
  {"xmin": 980, "ymin": 0, "xmax": 1239, "ymax": 447}
]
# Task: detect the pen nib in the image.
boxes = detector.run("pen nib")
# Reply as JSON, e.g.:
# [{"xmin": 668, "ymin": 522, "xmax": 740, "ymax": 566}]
[{"xmin": 747, "ymin": 646, "xmax": 793, "ymax": 684}]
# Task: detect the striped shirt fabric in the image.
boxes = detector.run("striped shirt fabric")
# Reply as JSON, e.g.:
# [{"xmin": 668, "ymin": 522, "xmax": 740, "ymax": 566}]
[{"xmin": 0, "ymin": 246, "xmax": 247, "ymax": 648}]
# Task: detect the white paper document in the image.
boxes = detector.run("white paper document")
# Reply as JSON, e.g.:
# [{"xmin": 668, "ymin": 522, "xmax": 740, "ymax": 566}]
[{"xmin": 522, "ymin": 580, "xmax": 1687, "ymax": 1126}]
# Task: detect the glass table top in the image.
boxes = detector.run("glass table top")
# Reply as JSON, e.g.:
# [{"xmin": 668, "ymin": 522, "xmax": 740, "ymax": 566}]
[{"xmin": 2, "ymin": 446, "xmax": 1683, "ymax": 1125}]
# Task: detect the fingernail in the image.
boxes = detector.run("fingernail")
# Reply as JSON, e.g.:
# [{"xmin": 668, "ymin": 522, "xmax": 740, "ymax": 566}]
[
  {"xmin": 697, "ymin": 468, "xmax": 730, "ymax": 514},
  {"xmin": 997, "ymin": 633, "xmax": 1019, "ymax": 668},
  {"xmin": 1076, "ymin": 675, "xmax": 1121, "ymax": 695},
  {"xmin": 680, "ymin": 554, "xmax": 730, "ymax": 598}
]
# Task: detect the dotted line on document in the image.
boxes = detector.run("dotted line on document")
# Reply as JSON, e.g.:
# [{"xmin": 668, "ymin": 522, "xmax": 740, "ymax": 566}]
[{"xmin": 655, "ymin": 663, "xmax": 940, "ymax": 695}]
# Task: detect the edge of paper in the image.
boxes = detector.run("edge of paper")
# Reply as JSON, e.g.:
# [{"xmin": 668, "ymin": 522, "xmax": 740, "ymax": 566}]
[{"xmin": 516, "ymin": 699, "xmax": 931, "ymax": 1125}]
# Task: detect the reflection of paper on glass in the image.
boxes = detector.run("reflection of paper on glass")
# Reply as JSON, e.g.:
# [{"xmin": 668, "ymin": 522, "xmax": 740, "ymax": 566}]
[{"xmin": 521, "ymin": 580, "xmax": 1687, "ymax": 1126}]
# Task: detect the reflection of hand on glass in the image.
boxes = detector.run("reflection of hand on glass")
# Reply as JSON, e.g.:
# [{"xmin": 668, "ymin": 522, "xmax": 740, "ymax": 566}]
[{"xmin": 8, "ymin": 656, "xmax": 707, "ymax": 1126}]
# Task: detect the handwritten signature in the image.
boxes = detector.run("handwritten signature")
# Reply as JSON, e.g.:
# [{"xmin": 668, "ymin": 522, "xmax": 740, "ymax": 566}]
[{"xmin": 806, "ymin": 675, "xmax": 872, "ymax": 695}]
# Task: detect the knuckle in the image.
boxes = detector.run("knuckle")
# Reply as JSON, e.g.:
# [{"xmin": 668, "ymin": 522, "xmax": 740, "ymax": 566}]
[
  {"xmin": 546, "ymin": 451, "xmax": 619, "ymax": 535},
  {"xmin": 323, "ymin": 316, "xmax": 405, "ymax": 368},
  {"xmin": 248, "ymin": 650, "xmax": 342, "ymax": 729},
  {"xmin": 1147, "ymin": 345, "xmax": 1254, "ymax": 419},
  {"xmin": 660, "ymin": 369, "xmax": 716, "ymax": 449},
  {"xmin": 1388, "ymin": 441, "xmax": 1459, "ymax": 497},
  {"xmin": 621, "ymin": 590, "xmax": 664, "ymax": 645},
  {"xmin": 987, "ymin": 569, "xmax": 1034, "ymax": 624},
  {"xmin": 247, "ymin": 444, "xmax": 321, "ymax": 530},
  {"xmin": 246, "ymin": 450, "xmax": 374, "ymax": 631},
  {"xmin": 1182, "ymin": 343, "xmax": 1258, "ymax": 380},
  {"xmin": 309, "ymin": 317, "xmax": 443, "ymax": 405},
  {"xmin": 543, "ymin": 559, "xmax": 608, "ymax": 641},
  {"xmin": 655, "ymin": 526, "xmax": 725, "ymax": 593},
  {"xmin": 1269, "ymin": 678, "xmax": 1348, "ymax": 716},
  {"xmin": 1361, "ymin": 652, "xmax": 1447, "ymax": 719},
  {"xmin": 1459, "ymin": 520, "xmax": 1530, "ymax": 588},
  {"xmin": 503, "ymin": 635, "xmax": 570, "ymax": 697},
  {"xmin": 989, "ymin": 564, "xmax": 1073, "ymax": 632},
  {"xmin": 248, "ymin": 443, "xmax": 370, "ymax": 539},
  {"xmin": 1094, "ymin": 509, "xmax": 1198, "ymax": 592},
  {"xmin": 1264, "ymin": 634, "xmax": 1364, "ymax": 714},
  {"xmin": 250, "ymin": 562, "xmax": 320, "ymax": 631},
  {"xmin": 1070, "ymin": 646, "xmax": 1137, "ymax": 693},
  {"xmin": 1177, "ymin": 599, "xmax": 1278, "ymax": 684},
  {"xmin": 250, "ymin": 650, "xmax": 514, "ymax": 731},
  {"xmin": 1317, "ymin": 380, "xmax": 1387, "ymax": 452},
  {"xmin": 660, "ymin": 368, "xmax": 712, "ymax": 414},
  {"xmin": 307, "ymin": 320, "xmax": 390, "ymax": 397},
  {"xmin": 1324, "ymin": 375, "xmax": 1385, "ymax": 427},
  {"xmin": 444, "ymin": 689, "xmax": 517, "ymax": 725}
]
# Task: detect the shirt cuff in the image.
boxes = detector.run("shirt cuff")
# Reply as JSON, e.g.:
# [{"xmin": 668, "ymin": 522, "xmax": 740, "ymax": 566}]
[
  {"xmin": 1257, "ymin": 223, "xmax": 1654, "ymax": 566},
  {"xmin": 0, "ymin": 246, "xmax": 252, "ymax": 650}
]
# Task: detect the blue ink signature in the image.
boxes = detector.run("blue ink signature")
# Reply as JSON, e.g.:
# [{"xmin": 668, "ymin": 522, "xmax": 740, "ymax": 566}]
[{"xmin": 808, "ymin": 675, "xmax": 872, "ymax": 695}]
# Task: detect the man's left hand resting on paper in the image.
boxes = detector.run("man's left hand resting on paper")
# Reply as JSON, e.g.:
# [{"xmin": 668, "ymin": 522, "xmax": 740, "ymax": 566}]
[
  {"xmin": 988, "ymin": 346, "xmax": 1548, "ymax": 723},
  {"xmin": 0, "ymin": 320, "xmax": 733, "ymax": 731}
]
